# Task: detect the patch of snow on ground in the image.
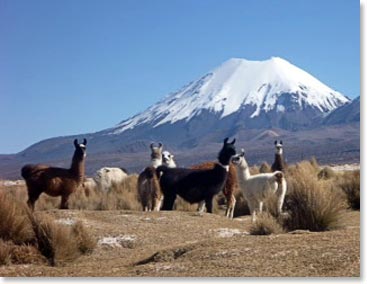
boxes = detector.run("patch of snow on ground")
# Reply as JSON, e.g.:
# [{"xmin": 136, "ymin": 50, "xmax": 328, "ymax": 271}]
[
  {"xmin": 328, "ymin": 163, "xmax": 360, "ymax": 172},
  {"xmin": 1, "ymin": 180, "xmax": 25, "ymax": 186},
  {"xmin": 214, "ymin": 228, "xmax": 248, "ymax": 238},
  {"xmin": 55, "ymin": 218, "xmax": 76, "ymax": 226},
  {"xmin": 98, "ymin": 235, "xmax": 137, "ymax": 248}
]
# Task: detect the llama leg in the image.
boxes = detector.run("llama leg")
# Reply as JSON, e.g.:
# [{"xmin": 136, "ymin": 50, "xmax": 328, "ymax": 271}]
[
  {"xmin": 225, "ymin": 194, "xmax": 236, "ymax": 219},
  {"xmin": 152, "ymin": 195, "xmax": 163, "ymax": 211},
  {"xmin": 152, "ymin": 180, "xmax": 163, "ymax": 211},
  {"xmin": 27, "ymin": 189, "xmax": 42, "ymax": 211},
  {"xmin": 205, "ymin": 198, "xmax": 213, "ymax": 213},
  {"xmin": 60, "ymin": 194, "xmax": 70, "ymax": 209},
  {"xmin": 277, "ymin": 179, "xmax": 287, "ymax": 214},
  {"xmin": 161, "ymin": 193, "xmax": 176, "ymax": 210},
  {"xmin": 197, "ymin": 201, "xmax": 206, "ymax": 213},
  {"xmin": 259, "ymin": 201, "xmax": 264, "ymax": 213},
  {"xmin": 251, "ymin": 201, "xmax": 260, "ymax": 223},
  {"xmin": 246, "ymin": 199, "xmax": 256, "ymax": 222}
]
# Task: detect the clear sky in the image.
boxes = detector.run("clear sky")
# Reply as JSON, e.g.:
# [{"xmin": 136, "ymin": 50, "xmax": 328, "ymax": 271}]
[{"xmin": 0, "ymin": 0, "xmax": 360, "ymax": 154}]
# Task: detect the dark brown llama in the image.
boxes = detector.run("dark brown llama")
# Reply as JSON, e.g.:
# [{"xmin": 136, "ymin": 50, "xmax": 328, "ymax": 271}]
[
  {"xmin": 191, "ymin": 162, "xmax": 237, "ymax": 218},
  {"xmin": 21, "ymin": 139, "xmax": 87, "ymax": 210},
  {"xmin": 157, "ymin": 138, "xmax": 237, "ymax": 214},
  {"xmin": 270, "ymin": 140, "xmax": 287, "ymax": 214},
  {"xmin": 271, "ymin": 140, "xmax": 286, "ymax": 172}
]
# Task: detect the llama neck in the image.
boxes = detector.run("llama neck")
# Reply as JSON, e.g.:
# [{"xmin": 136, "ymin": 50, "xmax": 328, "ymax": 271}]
[
  {"xmin": 218, "ymin": 163, "xmax": 229, "ymax": 172},
  {"xmin": 274, "ymin": 154, "xmax": 284, "ymax": 168},
  {"xmin": 151, "ymin": 158, "xmax": 162, "ymax": 168},
  {"xmin": 168, "ymin": 160, "xmax": 177, "ymax": 168},
  {"xmin": 237, "ymin": 165, "xmax": 251, "ymax": 181},
  {"xmin": 70, "ymin": 154, "xmax": 85, "ymax": 182}
]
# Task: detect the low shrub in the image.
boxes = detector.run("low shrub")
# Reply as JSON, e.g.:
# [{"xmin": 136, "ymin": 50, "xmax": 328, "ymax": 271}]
[
  {"xmin": 318, "ymin": 166, "xmax": 336, "ymax": 180},
  {"xmin": 259, "ymin": 162, "xmax": 271, "ymax": 173},
  {"xmin": 283, "ymin": 162, "xmax": 347, "ymax": 231},
  {"xmin": 337, "ymin": 170, "xmax": 360, "ymax": 210},
  {"xmin": 249, "ymin": 212, "xmax": 284, "ymax": 235}
]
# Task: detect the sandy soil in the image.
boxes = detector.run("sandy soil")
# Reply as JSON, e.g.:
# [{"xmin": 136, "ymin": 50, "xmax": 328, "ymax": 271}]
[{"xmin": 0, "ymin": 209, "xmax": 360, "ymax": 277}]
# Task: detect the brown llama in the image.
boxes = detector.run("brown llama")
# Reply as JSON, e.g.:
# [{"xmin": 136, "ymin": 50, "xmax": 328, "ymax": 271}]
[
  {"xmin": 191, "ymin": 162, "xmax": 237, "ymax": 218},
  {"xmin": 21, "ymin": 138, "xmax": 87, "ymax": 210},
  {"xmin": 137, "ymin": 166, "xmax": 162, "ymax": 211},
  {"xmin": 137, "ymin": 142, "xmax": 165, "ymax": 211}
]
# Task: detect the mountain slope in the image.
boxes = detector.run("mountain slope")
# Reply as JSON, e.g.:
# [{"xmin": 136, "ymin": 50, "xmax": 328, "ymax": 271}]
[
  {"xmin": 112, "ymin": 57, "xmax": 349, "ymax": 134},
  {"xmin": 323, "ymin": 96, "xmax": 360, "ymax": 125},
  {"xmin": 0, "ymin": 57, "xmax": 358, "ymax": 179}
]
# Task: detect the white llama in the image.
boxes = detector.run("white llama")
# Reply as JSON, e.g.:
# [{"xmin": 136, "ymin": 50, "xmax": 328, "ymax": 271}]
[{"xmin": 232, "ymin": 149, "xmax": 286, "ymax": 222}]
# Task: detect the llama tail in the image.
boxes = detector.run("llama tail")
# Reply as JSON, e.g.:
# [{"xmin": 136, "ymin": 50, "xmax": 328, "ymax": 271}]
[{"xmin": 273, "ymin": 171, "xmax": 284, "ymax": 185}]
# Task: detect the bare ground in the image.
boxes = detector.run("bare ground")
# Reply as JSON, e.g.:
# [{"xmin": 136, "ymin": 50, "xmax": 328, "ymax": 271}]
[{"xmin": 0, "ymin": 209, "xmax": 360, "ymax": 277}]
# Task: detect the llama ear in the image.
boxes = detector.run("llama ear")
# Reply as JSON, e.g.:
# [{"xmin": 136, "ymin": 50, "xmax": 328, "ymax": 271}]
[
  {"xmin": 74, "ymin": 139, "xmax": 78, "ymax": 148},
  {"xmin": 224, "ymin": 137, "xmax": 229, "ymax": 144},
  {"xmin": 241, "ymin": 148, "xmax": 245, "ymax": 156},
  {"xmin": 158, "ymin": 142, "xmax": 163, "ymax": 149},
  {"xmin": 150, "ymin": 143, "xmax": 154, "ymax": 149},
  {"xmin": 83, "ymin": 138, "xmax": 87, "ymax": 146},
  {"xmin": 274, "ymin": 140, "xmax": 277, "ymax": 145},
  {"xmin": 280, "ymin": 140, "xmax": 283, "ymax": 145},
  {"xmin": 230, "ymin": 138, "xmax": 236, "ymax": 145}
]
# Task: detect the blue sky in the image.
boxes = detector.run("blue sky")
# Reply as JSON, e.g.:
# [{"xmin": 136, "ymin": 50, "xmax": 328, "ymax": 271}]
[{"xmin": 0, "ymin": 0, "xmax": 360, "ymax": 154}]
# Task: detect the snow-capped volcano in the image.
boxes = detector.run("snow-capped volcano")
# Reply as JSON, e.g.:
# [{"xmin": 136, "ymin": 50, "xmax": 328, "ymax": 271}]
[
  {"xmin": 0, "ymin": 57, "xmax": 358, "ymax": 179},
  {"xmin": 113, "ymin": 57, "xmax": 349, "ymax": 134}
]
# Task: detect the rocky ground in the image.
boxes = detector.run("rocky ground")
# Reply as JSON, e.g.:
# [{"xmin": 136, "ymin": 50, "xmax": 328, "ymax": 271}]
[{"xmin": 0, "ymin": 209, "xmax": 360, "ymax": 277}]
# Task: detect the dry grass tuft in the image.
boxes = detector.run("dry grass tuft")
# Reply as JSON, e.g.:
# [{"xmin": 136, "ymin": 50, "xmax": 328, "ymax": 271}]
[
  {"xmin": 0, "ymin": 240, "xmax": 12, "ymax": 265},
  {"xmin": 284, "ymin": 162, "xmax": 347, "ymax": 232},
  {"xmin": 0, "ymin": 191, "xmax": 95, "ymax": 267},
  {"xmin": 318, "ymin": 166, "xmax": 336, "ymax": 180},
  {"xmin": 259, "ymin": 162, "xmax": 271, "ymax": 173},
  {"xmin": 71, "ymin": 221, "xmax": 96, "ymax": 254},
  {"xmin": 28, "ymin": 213, "xmax": 96, "ymax": 266},
  {"xmin": 0, "ymin": 192, "xmax": 34, "ymax": 245},
  {"xmin": 249, "ymin": 212, "xmax": 284, "ymax": 235},
  {"xmin": 336, "ymin": 170, "xmax": 360, "ymax": 210}
]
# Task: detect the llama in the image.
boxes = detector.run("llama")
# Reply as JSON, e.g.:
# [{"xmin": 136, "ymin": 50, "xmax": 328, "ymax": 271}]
[
  {"xmin": 21, "ymin": 138, "xmax": 87, "ymax": 210},
  {"xmin": 270, "ymin": 140, "xmax": 287, "ymax": 214},
  {"xmin": 157, "ymin": 138, "xmax": 237, "ymax": 213},
  {"xmin": 94, "ymin": 167, "xmax": 128, "ymax": 193},
  {"xmin": 137, "ymin": 166, "xmax": 162, "ymax": 211},
  {"xmin": 271, "ymin": 140, "xmax": 286, "ymax": 172},
  {"xmin": 191, "ymin": 162, "xmax": 237, "ymax": 219},
  {"xmin": 232, "ymin": 149, "xmax": 284, "ymax": 222},
  {"xmin": 160, "ymin": 150, "xmax": 237, "ymax": 218},
  {"xmin": 162, "ymin": 150, "xmax": 177, "ymax": 168},
  {"xmin": 137, "ymin": 142, "xmax": 167, "ymax": 211}
]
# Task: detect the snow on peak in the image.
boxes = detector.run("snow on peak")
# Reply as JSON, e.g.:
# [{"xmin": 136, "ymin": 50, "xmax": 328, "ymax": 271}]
[{"xmin": 113, "ymin": 57, "xmax": 349, "ymax": 134}]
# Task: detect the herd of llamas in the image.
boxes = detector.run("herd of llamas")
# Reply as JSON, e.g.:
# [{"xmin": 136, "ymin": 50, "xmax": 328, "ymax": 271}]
[{"xmin": 21, "ymin": 138, "xmax": 288, "ymax": 221}]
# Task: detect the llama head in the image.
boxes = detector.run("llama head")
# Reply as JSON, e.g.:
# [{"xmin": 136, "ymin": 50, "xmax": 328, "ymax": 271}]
[
  {"xmin": 274, "ymin": 140, "xmax": 283, "ymax": 155},
  {"xmin": 73, "ymin": 138, "xmax": 87, "ymax": 159},
  {"xmin": 162, "ymin": 151, "xmax": 176, "ymax": 168},
  {"xmin": 150, "ymin": 142, "xmax": 163, "ymax": 167},
  {"xmin": 231, "ymin": 149, "xmax": 249, "ymax": 169},
  {"xmin": 217, "ymin": 137, "xmax": 237, "ymax": 166}
]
